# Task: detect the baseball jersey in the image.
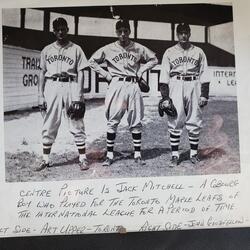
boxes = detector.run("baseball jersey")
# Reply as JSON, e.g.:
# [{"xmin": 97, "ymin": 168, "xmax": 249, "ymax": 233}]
[
  {"xmin": 89, "ymin": 41, "xmax": 157, "ymax": 77},
  {"xmin": 160, "ymin": 43, "xmax": 210, "ymax": 84},
  {"xmin": 40, "ymin": 41, "xmax": 89, "ymax": 77}
]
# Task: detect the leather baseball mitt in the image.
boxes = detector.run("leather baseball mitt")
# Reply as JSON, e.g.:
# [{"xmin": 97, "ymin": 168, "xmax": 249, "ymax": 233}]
[
  {"xmin": 67, "ymin": 101, "xmax": 86, "ymax": 120},
  {"xmin": 158, "ymin": 98, "xmax": 177, "ymax": 118},
  {"xmin": 138, "ymin": 78, "xmax": 150, "ymax": 93}
]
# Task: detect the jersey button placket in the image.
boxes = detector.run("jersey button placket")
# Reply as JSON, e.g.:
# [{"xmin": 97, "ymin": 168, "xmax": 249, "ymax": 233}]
[{"xmin": 183, "ymin": 50, "xmax": 188, "ymax": 76}]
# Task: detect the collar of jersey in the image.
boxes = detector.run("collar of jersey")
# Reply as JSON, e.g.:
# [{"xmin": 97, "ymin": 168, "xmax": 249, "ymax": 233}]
[
  {"xmin": 53, "ymin": 41, "xmax": 72, "ymax": 50},
  {"xmin": 115, "ymin": 40, "xmax": 134, "ymax": 50},
  {"xmin": 176, "ymin": 43, "xmax": 194, "ymax": 51}
]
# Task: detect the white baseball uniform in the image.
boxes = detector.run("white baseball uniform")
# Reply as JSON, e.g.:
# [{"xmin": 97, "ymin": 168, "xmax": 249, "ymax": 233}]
[
  {"xmin": 160, "ymin": 43, "xmax": 210, "ymax": 135},
  {"xmin": 40, "ymin": 41, "xmax": 88, "ymax": 146},
  {"xmin": 89, "ymin": 41, "xmax": 157, "ymax": 133}
]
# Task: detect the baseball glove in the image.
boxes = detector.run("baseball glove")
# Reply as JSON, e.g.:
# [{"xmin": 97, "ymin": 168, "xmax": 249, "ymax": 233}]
[
  {"xmin": 67, "ymin": 101, "xmax": 86, "ymax": 120},
  {"xmin": 137, "ymin": 78, "xmax": 150, "ymax": 93},
  {"xmin": 158, "ymin": 98, "xmax": 177, "ymax": 118}
]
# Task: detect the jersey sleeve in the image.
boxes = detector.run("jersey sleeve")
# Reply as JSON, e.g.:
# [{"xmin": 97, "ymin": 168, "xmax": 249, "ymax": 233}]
[
  {"xmin": 199, "ymin": 50, "xmax": 210, "ymax": 84},
  {"xmin": 159, "ymin": 50, "xmax": 171, "ymax": 85},
  {"xmin": 138, "ymin": 45, "xmax": 158, "ymax": 74},
  {"xmin": 141, "ymin": 45, "xmax": 157, "ymax": 62},
  {"xmin": 77, "ymin": 46, "xmax": 89, "ymax": 71},
  {"xmin": 40, "ymin": 48, "xmax": 47, "ymax": 71},
  {"xmin": 88, "ymin": 47, "xmax": 110, "ymax": 78},
  {"xmin": 89, "ymin": 47, "xmax": 106, "ymax": 65}
]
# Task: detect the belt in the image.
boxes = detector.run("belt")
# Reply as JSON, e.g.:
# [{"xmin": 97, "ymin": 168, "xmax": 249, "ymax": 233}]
[
  {"xmin": 176, "ymin": 75, "xmax": 198, "ymax": 81},
  {"xmin": 118, "ymin": 76, "xmax": 136, "ymax": 82},
  {"xmin": 46, "ymin": 76, "xmax": 76, "ymax": 82}
]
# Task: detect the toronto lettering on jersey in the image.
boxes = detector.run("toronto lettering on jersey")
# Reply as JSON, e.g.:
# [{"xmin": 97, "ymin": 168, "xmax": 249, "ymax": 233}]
[
  {"xmin": 112, "ymin": 52, "xmax": 137, "ymax": 63},
  {"xmin": 171, "ymin": 56, "xmax": 199, "ymax": 67},
  {"xmin": 46, "ymin": 55, "xmax": 74, "ymax": 65}
]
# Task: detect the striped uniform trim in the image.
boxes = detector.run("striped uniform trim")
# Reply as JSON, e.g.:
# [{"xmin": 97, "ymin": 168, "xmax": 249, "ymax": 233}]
[
  {"xmin": 75, "ymin": 142, "xmax": 86, "ymax": 154},
  {"xmin": 189, "ymin": 138, "xmax": 199, "ymax": 144},
  {"xmin": 76, "ymin": 143, "xmax": 85, "ymax": 148},
  {"xmin": 107, "ymin": 132, "xmax": 116, "ymax": 140},
  {"xmin": 133, "ymin": 139, "xmax": 141, "ymax": 143},
  {"xmin": 43, "ymin": 143, "xmax": 52, "ymax": 154},
  {"xmin": 132, "ymin": 133, "xmax": 141, "ymax": 152},
  {"xmin": 169, "ymin": 130, "xmax": 182, "ymax": 137},
  {"xmin": 131, "ymin": 131, "xmax": 141, "ymax": 134},
  {"xmin": 132, "ymin": 133, "xmax": 141, "ymax": 140},
  {"xmin": 107, "ymin": 132, "xmax": 116, "ymax": 152},
  {"xmin": 170, "ymin": 132, "xmax": 180, "ymax": 152},
  {"xmin": 170, "ymin": 133, "xmax": 180, "ymax": 147},
  {"xmin": 43, "ymin": 143, "xmax": 52, "ymax": 149},
  {"xmin": 107, "ymin": 147, "xmax": 114, "ymax": 152},
  {"xmin": 189, "ymin": 135, "xmax": 199, "ymax": 150}
]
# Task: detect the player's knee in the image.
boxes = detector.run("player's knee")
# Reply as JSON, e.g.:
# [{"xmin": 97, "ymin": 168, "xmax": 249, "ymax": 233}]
[{"xmin": 130, "ymin": 125, "xmax": 142, "ymax": 134}]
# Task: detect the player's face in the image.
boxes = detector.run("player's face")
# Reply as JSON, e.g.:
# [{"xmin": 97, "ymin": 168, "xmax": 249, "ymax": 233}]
[
  {"xmin": 177, "ymin": 31, "xmax": 191, "ymax": 44},
  {"xmin": 116, "ymin": 27, "xmax": 131, "ymax": 44},
  {"xmin": 54, "ymin": 25, "xmax": 69, "ymax": 41}
]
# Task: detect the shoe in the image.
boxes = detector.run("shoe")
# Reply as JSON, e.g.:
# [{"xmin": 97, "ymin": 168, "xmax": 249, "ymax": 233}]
[
  {"xmin": 190, "ymin": 154, "xmax": 201, "ymax": 164},
  {"xmin": 35, "ymin": 160, "xmax": 50, "ymax": 171},
  {"xmin": 79, "ymin": 158, "xmax": 89, "ymax": 171},
  {"xmin": 134, "ymin": 157, "xmax": 146, "ymax": 166},
  {"xmin": 169, "ymin": 156, "xmax": 179, "ymax": 168},
  {"xmin": 102, "ymin": 157, "xmax": 113, "ymax": 166}
]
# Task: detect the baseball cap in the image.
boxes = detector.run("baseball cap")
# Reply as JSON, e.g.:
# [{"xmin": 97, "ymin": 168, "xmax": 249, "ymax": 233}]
[
  {"xmin": 176, "ymin": 23, "xmax": 191, "ymax": 33},
  {"xmin": 116, "ymin": 19, "xmax": 130, "ymax": 30},
  {"xmin": 53, "ymin": 17, "xmax": 68, "ymax": 30}
]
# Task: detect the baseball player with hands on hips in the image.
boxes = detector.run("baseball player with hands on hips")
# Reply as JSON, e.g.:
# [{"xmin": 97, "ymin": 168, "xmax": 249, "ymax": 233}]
[
  {"xmin": 89, "ymin": 19, "xmax": 158, "ymax": 166},
  {"xmin": 37, "ymin": 17, "xmax": 89, "ymax": 171},
  {"xmin": 159, "ymin": 23, "xmax": 210, "ymax": 168}
]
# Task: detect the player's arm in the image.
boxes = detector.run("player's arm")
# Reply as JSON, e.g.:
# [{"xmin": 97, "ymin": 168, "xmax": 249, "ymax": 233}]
[
  {"xmin": 89, "ymin": 47, "xmax": 112, "ymax": 82},
  {"xmin": 159, "ymin": 51, "xmax": 171, "ymax": 99},
  {"xmin": 77, "ymin": 69, "xmax": 84, "ymax": 101},
  {"xmin": 38, "ymin": 69, "xmax": 47, "ymax": 111},
  {"xmin": 199, "ymin": 51, "xmax": 210, "ymax": 107},
  {"xmin": 74, "ymin": 47, "xmax": 89, "ymax": 102},
  {"xmin": 38, "ymin": 49, "xmax": 47, "ymax": 110},
  {"xmin": 38, "ymin": 69, "xmax": 46, "ymax": 97},
  {"xmin": 137, "ymin": 46, "xmax": 158, "ymax": 79}
]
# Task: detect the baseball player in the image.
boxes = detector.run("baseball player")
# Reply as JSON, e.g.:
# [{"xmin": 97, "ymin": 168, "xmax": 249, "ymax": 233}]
[
  {"xmin": 89, "ymin": 19, "xmax": 158, "ymax": 166},
  {"xmin": 36, "ymin": 17, "xmax": 89, "ymax": 171},
  {"xmin": 159, "ymin": 23, "xmax": 210, "ymax": 167}
]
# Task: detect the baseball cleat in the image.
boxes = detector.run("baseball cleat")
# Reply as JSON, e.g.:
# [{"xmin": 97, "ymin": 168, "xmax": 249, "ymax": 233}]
[
  {"xmin": 79, "ymin": 158, "xmax": 89, "ymax": 171},
  {"xmin": 35, "ymin": 160, "xmax": 51, "ymax": 171},
  {"xmin": 190, "ymin": 154, "xmax": 201, "ymax": 164},
  {"xmin": 102, "ymin": 157, "xmax": 113, "ymax": 167},
  {"xmin": 134, "ymin": 157, "xmax": 146, "ymax": 166},
  {"xmin": 169, "ymin": 156, "xmax": 179, "ymax": 168}
]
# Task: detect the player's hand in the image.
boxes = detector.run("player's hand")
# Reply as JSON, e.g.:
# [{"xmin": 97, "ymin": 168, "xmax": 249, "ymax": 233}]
[
  {"xmin": 199, "ymin": 97, "xmax": 208, "ymax": 108},
  {"xmin": 136, "ymin": 70, "xmax": 143, "ymax": 80},
  {"xmin": 105, "ymin": 72, "xmax": 112, "ymax": 82},
  {"xmin": 38, "ymin": 96, "xmax": 47, "ymax": 112}
]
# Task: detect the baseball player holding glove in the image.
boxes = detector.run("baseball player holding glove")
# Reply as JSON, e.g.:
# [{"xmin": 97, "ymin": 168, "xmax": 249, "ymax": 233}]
[
  {"xmin": 36, "ymin": 18, "xmax": 89, "ymax": 171},
  {"xmin": 89, "ymin": 19, "xmax": 158, "ymax": 166},
  {"xmin": 159, "ymin": 23, "xmax": 210, "ymax": 167}
]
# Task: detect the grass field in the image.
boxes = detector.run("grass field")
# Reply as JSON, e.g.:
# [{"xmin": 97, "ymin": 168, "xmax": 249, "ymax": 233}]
[{"xmin": 4, "ymin": 97, "xmax": 240, "ymax": 182}]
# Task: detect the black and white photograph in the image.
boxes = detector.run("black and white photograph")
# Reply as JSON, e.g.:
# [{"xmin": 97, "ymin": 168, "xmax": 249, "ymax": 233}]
[{"xmin": 3, "ymin": 3, "xmax": 239, "ymax": 182}]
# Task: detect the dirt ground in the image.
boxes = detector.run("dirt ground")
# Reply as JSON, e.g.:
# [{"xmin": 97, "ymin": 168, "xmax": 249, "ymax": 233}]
[{"xmin": 4, "ymin": 97, "xmax": 240, "ymax": 182}]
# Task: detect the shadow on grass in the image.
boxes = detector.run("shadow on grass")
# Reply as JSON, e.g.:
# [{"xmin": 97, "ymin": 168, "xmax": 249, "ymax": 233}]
[{"xmin": 178, "ymin": 147, "xmax": 227, "ymax": 165}]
